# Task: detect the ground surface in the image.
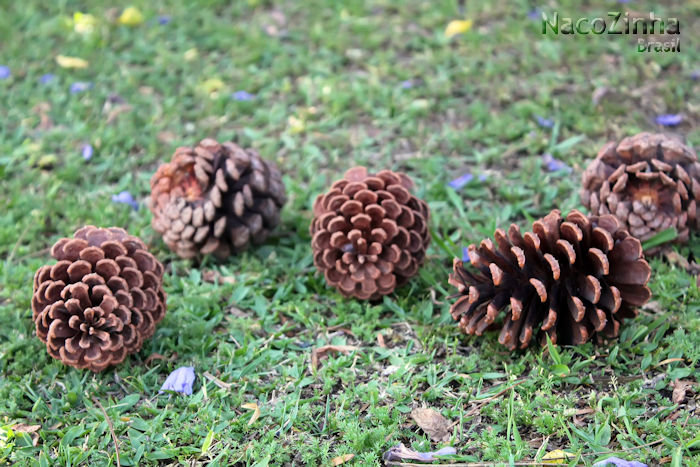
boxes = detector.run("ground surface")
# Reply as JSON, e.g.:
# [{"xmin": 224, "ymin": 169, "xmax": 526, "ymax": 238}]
[{"xmin": 0, "ymin": 0, "xmax": 698, "ymax": 465}]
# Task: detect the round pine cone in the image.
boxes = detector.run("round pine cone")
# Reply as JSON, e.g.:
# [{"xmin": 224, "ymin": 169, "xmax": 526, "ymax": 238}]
[
  {"xmin": 581, "ymin": 133, "xmax": 699, "ymax": 250},
  {"xmin": 448, "ymin": 210, "xmax": 651, "ymax": 350},
  {"xmin": 150, "ymin": 138, "xmax": 286, "ymax": 259},
  {"xmin": 31, "ymin": 226, "xmax": 167, "ymax": 371},
  {"xmin": 311, "ymin": 167, "xmax": 430, "ymax": 300}
]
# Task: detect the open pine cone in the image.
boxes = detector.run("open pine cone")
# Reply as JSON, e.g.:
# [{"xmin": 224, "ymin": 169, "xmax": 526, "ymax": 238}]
[
  {"xmin": 31, "ymin": 226, "xmax": 166, "ymax": 371},
  {"xmin": 448, "ymin": 210, "xmax": 651, "ymax": 350},
  {"xmin": 311, "ymin": 167, "xmax": 430, "ymax": 300},
  {"xmin": 150, "ymin": 138, "xmax": 286, "ymax": 259},
  {"xmin": 581, "ymin": 133, "xmax": 699, "ymax": 250}
]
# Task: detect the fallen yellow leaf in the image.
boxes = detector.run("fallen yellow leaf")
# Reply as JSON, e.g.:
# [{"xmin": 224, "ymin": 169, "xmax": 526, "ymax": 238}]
[
  {"xmin": 201, "ymin": 78, "xmax": 225, "ymax": 94},
  {"xmin": 331, "ymin": 454, "xmax": 355, "ymax": 465},
  {"xmin": 184, "ymin": 48, "xmax": 198, "ymax": 61},
  {"xmin": 56, "ymin": 55, "xmax": 89, "ymax": 69},
  {"xmin": 287, "ymin": 115, "xmax": 306, "ymax": 134},
  {"xmin": 445, "ymin": 19, "xmax": 473, "ymax": 38},
  {"xmin": 73, "ymin": 12, "xmax": 97, "ymax": 35},
  {"xmin": 242, "ymin": 402, "xmax": 260, "ymax": 425},
  {"xmin": 542, "ymin": 449, "xmax": 574, "ymax": 464},
  {"xmin": 119, "ymin": 7, "xmax": 144, "ymax": 26}
]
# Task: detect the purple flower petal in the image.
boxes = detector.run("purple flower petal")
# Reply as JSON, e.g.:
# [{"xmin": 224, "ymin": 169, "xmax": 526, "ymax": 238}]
[
  {"xmin": 593, "ymin": 457, "xmax": 647, "ymax": 467},
  {"xmin": 461, "ymin": 247, "xmax": 470, "ymax": 263},
  {"xmin": 158, "ymin": 15, "xmax": 171, "ymax": 25},
  {"xmin": 655, "ymin": 114, "xmax": 682, "ymax": 126},
  {"xmin": 527, "ymin": 9, "xmax": 542, "ymax": 20},
  {"xmin": 39, "ymin": 73, "xmax": 55, "ymax": 84},
  {"xmin": 81, "ymin": 144, "xmax": 93, "ymax": 161},
  {"xmin": 542, "ymin": 153, "xmax": 571, "ymax": 173},
  {"xmin": 383, "ymin": 444, "xmax": 457, "ymax": 462},
  {"xmin": 159, "ymin": 367, "xmax": 196, "ymax": 395},
  {"xmin": 400, "ymin": 80, "xmax": 414, "ymax": 89},
  {"xmin": 535, "ymin": 115, "xmax": 554, "ymax": 129},
  {"xmin": 691, "ymin": 69, "xmax": 700, "ymax": 81},
  {"xmin": 70, "ymin": 82, "xmax": 93, "ymax": 94},
  {"xmin": 0, "ymin": 65, "xmax": 10, "ymax": 80},
  {"xmin": 231, "ymin": 90, "xmax": 254, "ymax": 101},
  {"xmin": 478, "ymin": 173, "xmax": 488, "ymax": 181},
  {"xmin": 448, "ymin": 173, "xmax": 474, "ymax": 190},
  {"xmin": 111, "ymin": 190, "xmax": 139, "ymax": 210}
]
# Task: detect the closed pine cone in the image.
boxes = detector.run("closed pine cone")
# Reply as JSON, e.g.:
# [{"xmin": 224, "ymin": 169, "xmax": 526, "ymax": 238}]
[
  {"xmin": 311, "ymin": 167, "xmax": 430, "ymax": 300},
  {"xmin": 150, "ymin": 139, "xmax": 286, "ymax": 259},
  {"xmin": 581, "ymin": 132, "xmax": 699, "ymax": 251},
  {"xmin": 32, "ymin": 226, "xmax": 167, "ymax": 371},
  {"xmin": 449, "ymin": 210, "xmax": 651, "ymax": 350}
]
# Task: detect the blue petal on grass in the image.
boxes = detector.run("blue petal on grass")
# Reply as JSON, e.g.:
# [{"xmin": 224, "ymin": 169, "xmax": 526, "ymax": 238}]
[
  {"xmin": 159, "ymin": 367, "xmax": 196, "ymax": 395},
  {"xmin": 592, "ymin": 457, "xmax": 647, "ymax": 467},
  {"xmin": 400, "ymin": 80, "xmax": 414, "ymax": 89},
  {"xmin": 535, "ymin": 115, "xmax": 554, "ymax": 128},
  {"xmin": 527, "ymin": 9, "xmax": 543, "ymax": 20},
  {"xmin": 81, "ymin": 144, "xmax": 93, "ymax": 161},
  {"xmin": 40, "ymin": 73, "xmax": 55, "ymax": 84},
  {"xmin": 542, "ymin": 153, "xmax": 572, "ymax": 173},
  {"xmin": 0, "ymin": 65, "xmax": 10, "ymax": 79},
  {"xmin": 448, "ymin": 173, "xmax": 474, "ymax": 190},
  {"xmin": 158, "ymin": 15, "xmax": 171, "ymax": 25},
  {"xmin": 655, "ymin": 114, "xmax": 682, "ymax": 126},
  {"xmin": 462, "ymin": 247, "xmax": 470, "ymax": 263},
  {"xmin": 231, "ymin": 90, "xmax": 254, "ymax": 101},
  {"xmin": 111, "ymin": 191, "xmax": 139, "ymax": 210},
  {"xmin": 70, "ymin": 82, "xmax": 93, "ymax": 94}
]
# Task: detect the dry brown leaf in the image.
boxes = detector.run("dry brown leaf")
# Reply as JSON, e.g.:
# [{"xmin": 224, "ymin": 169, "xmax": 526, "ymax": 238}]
[
  {"xmin": 377, "ymin": 332, "xmax": 386, "ymax": 348},
  {"xmin": 12, "ymin": 424, "xmax": 40, "ymax": 433},
  {"xmin": 242, "ymin": 402, "xmax": 261, "ymax": 425},
  {"xmin": 157, "ymin": 131, "xmax": 177, "ymax": 144},
  {"xmin": 671, "ymin": 379, "xmax": 691, "ymax": 404},
  {"xmin": 410, "ymin": 408, "xmax": 452, "ymax": 442},
  {"xmin": 311, "ymin": 345, "xmax": 360, "ymax": 371},
  {"xmin": 202, "ymin": 269, "xmax": 236, "ymax": 284},
  {"xmin": 331, "ymin": 454, "xmax": 354, "ymax": 465}
]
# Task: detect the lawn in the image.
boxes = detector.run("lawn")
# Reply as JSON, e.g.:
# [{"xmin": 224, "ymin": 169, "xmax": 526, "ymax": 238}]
[{"xmin": 0, "ymin": 0, "xmax": 698, "ymax": 465}]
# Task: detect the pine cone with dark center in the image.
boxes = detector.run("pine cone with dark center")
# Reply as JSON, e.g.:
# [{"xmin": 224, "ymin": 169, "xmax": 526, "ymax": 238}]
[
  {"xmin": 32, "ymin": 226, "xmax": 167, "ymax": 371},
  {"xmin": 448, "ymin": 210, "xmax": 651, "ymax": 350},
  {"xmin": 581, "ymin": 132, "xmax": 699, "ymax": 251},
  {"xmin": 311, "ymin": 167, "xmax": 430, "ymax": 300},
  {"xmin": 150, "ymin": 138, "xmax": 286, "ymax": 259}
]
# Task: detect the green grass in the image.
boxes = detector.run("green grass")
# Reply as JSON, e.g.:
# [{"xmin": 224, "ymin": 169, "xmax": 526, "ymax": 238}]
[{"xmin": 1, "ymin": 0, "xmax": 699, "ymax": 465}]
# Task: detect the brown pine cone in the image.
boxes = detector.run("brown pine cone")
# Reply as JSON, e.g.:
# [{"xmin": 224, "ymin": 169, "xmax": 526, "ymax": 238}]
[
  {"xmin": 581, "ymin": 133, "xmax": 699, "ymax": 250},
  {"xmin": 311, "ymin": 167, "xmax": 430, "ymax": 300},
  {"xmin": 448, "ymin": 210, "xmax": 651, "ymax": 350},
  {"xmin": 31, "ymin": 226, "xmax": 167, "ymax": 371},
  {"xmin": 150, "ymin": 138, "xmax": 286, "ymax": 259}
]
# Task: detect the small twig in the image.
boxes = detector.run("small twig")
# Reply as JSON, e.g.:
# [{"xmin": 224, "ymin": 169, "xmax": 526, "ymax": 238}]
[
  {"xmin": 92, "ymin": 398, "xmax": 121, "ymax": 467},
  {"xmin": 203, "ymin": 371, "xmax": 233, "ymax": 390}
]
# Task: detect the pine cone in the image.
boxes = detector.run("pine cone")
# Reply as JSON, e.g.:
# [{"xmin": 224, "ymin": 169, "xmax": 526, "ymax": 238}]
[
  {"xmin": 311, "ymin": 167, "xmax": 430, "ymax": 300},
  {"xmin": 581, "ymin": 133, "xmax": 700, "ymax": 250},
  {"xmin": 31, "ymin": 226, "xmax": 167, "ymax": 371},
  {"xmin": 448, "ymin": 210, "xmax": 651, "ymax": 350},
  {"xmin": 150, "ymin": 138, "xmax": 286, "ymax": 259}
]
